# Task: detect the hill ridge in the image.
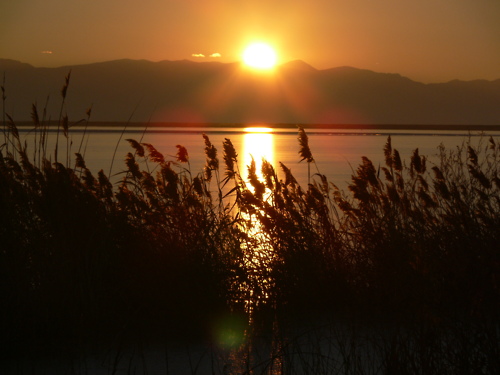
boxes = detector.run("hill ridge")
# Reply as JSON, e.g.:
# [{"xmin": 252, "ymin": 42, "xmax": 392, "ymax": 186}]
[{"xmin": 1, "ymin": 59, "xmax": 499, "ymax": 125}]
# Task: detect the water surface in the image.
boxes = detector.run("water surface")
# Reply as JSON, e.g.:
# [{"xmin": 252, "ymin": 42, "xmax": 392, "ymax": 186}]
[{"xmin": 18, "ymin": 125, "xmax": 500, "ymax": 189}]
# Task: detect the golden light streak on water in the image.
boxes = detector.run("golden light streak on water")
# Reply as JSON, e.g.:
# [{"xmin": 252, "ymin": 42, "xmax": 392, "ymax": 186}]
[
  {"xmin": 242, "ymin": 127, "xmax": 275, "ymax": 176},
  {"xmin": 236, "ymin": 127, "xmax": 278, "ymax": 315}
]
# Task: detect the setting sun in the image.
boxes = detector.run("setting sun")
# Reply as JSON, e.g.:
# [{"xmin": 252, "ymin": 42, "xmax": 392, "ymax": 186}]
[{"xmin": 242, "ymin": 43, "xmax": 277, "ymax": 70}]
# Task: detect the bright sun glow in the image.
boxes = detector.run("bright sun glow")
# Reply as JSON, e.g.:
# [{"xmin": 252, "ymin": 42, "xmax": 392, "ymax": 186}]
[
  {"xmin": 242, "ymin": 43, "xmax": 277, "ymax": 70},
  {"xmin": 243, "ymin": 127, "xmax": 272, "ymax": 133}
]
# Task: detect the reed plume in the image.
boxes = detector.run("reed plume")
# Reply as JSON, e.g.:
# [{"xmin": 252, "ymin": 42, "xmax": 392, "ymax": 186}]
[
  {"xmin": 383, "ymin": 135, "xmax": 393, "ymax": 169},
  {"xmin": 142, "ymin": 142, "xmax": 165, "ymax": 164},
  {"xmin": 77, "ymin": 105, "xmax": 93, "ymax": 158},
  {"xmin": 297, "ymin": 126, "xmax": 313, "ymax": 163},
  {"xmin": 203, "ymin": 133, "xmax": 219, "ymax": 180},
  {"xmin": 176, "ymin": 144, "xmax": 189, "ymax": 163},
  {"xmin": 222, "ymin": 137, "xmax": 238, "ymax": 180},
  {"xmin": 126, "ymin": 138, "xmax": 145, "ymax": 158},
  {"xmin": 247, "ymin": 156, "xmax": 266, "ymax": 200},
  {"xmin": 74, "ymin": 152, "xmax": 86, "ymax": 170}
]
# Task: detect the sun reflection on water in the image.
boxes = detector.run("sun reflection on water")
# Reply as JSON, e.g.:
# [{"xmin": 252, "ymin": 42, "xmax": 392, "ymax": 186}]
[
  {"xmin": 242, "ymin": 127, "xmax": 275, "ymax": 176},
  {"xmin": 235, "ymin": 127, "xmax": 277, "ymax": 315}
]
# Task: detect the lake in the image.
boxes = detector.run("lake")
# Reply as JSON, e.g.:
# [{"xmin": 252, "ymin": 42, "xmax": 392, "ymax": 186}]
[{"xmin": 19, "ymin": 125, "xmax": 500, "ymax": 190}]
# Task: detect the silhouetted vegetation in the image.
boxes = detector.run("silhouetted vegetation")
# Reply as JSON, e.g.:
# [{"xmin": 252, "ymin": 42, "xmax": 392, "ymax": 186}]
[{"xmin": 0, "ymin": 77, "xmax": 498, "ymax": 374}]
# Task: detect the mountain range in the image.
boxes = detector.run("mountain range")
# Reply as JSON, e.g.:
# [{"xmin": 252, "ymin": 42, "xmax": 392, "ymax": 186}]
[{"xmin": 1, "ymin": 58, "xmax": 499, "ymax": 125}]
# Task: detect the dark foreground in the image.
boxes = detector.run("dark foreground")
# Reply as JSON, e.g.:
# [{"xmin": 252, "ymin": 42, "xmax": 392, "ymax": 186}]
[{"xmin": 1, "ymin": 114, "xmax": 499, "ymax": 373}]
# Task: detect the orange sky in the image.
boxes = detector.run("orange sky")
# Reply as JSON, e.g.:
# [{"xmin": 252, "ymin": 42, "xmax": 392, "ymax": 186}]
[{"xmin": 1, "ymin": 0, "xmax": 499, "ymax": 83}]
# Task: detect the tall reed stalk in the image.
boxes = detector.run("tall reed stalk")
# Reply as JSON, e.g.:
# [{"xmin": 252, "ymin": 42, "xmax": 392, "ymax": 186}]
[
  {"xmin": 55, "ymin": 71, "xmax": 71, "ymax": 163},
  {"xmin": 1, "ymin": 73, "xmax": 6, "ymax": 154}
]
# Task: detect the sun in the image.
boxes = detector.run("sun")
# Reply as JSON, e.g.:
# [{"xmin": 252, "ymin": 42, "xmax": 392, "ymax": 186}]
[{"xmin": 242, "ymin": 43, "xmax": 277, "ymax": 70}]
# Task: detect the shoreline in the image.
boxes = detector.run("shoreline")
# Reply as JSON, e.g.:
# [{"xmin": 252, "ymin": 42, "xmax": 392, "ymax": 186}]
[{"xmin": 13, "ymin": 121, "xmax": 500, "ymax": 131}]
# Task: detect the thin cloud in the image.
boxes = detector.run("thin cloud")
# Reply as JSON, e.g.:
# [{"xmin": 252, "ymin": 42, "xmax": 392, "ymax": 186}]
[
  {"xmin": 192, "ymin": 53, "xmax": 221, "ymax": 58},
  {"xmin": 41, "ymin": 50, "xmax": 53, "ymax": 54}
]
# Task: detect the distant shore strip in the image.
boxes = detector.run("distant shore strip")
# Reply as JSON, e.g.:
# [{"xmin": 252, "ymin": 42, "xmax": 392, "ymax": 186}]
[{"xmin": 14, "ymin": 121, "xmax": 500, "ymax": 131}]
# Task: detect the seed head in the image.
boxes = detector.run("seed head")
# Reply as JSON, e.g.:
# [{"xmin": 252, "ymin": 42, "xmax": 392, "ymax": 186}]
[
  {"xmin": 298, "ymin": 126, "xmax": 313, "ymax": 163},
  {"xmin": 176, "ymin": 144, "xmax": 189, "ymax": 163}
]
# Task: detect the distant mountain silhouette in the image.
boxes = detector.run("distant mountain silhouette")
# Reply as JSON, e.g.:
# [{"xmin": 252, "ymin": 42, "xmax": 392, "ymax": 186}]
[
  {"xmin": 1, "ymin": 58, "xmax": 499, "ymax": 125},
  {"xmin": 279, "ymin": 60, "xmax": 317, "ymax": 72}
]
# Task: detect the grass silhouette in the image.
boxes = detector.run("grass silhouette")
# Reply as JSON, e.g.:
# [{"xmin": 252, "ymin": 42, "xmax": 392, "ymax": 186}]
[{"xmin": 0, "ymin": 76, "xmax": 498, "ymax": 374}]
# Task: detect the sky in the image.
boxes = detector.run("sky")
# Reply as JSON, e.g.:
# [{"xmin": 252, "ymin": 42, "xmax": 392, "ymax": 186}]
[{"xmin": 1, "ymin": 0, "xmax": 499, "ymax": 83}]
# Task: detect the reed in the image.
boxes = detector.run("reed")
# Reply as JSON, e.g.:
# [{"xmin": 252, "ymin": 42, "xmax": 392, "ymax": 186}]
[{"xmin": 0, "ymin": 80, "xmax": 498, "ymax": 373}]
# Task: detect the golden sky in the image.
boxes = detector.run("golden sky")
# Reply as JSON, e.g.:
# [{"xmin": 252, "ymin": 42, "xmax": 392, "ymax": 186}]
[{"xmin": 1, "ymin": 0, "xmax": 499, "ymax": 83}]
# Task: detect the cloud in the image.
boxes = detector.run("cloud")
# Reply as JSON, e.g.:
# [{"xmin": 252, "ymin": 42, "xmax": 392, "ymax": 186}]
[
  {"xmin": 41, "ymin": 50, "xmax": 53, "ymax": 54},
  {"xmin": 192, "ymin": 53, "xmax": 221, "ymax": 58}
]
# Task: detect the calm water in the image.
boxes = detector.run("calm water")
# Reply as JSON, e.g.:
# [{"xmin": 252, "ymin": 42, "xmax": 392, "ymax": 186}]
[{"xmin": 18, "ymin": 126, "xmax": 500, "ymax": 190}]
